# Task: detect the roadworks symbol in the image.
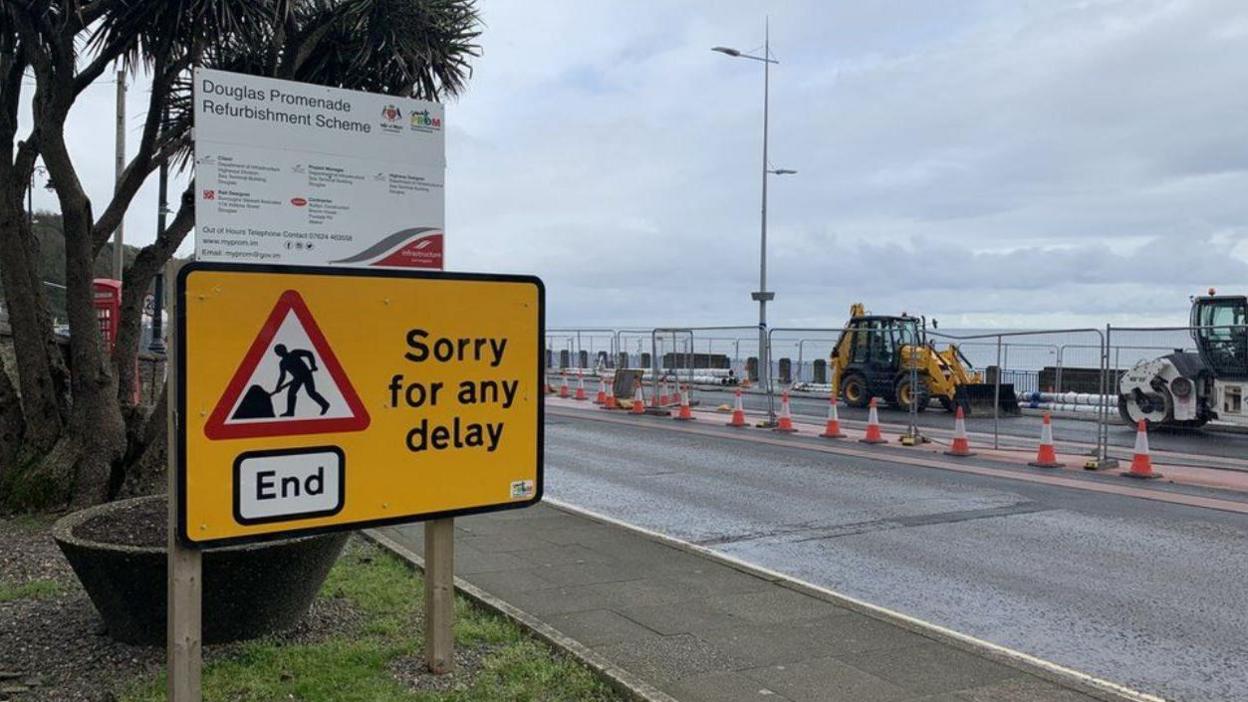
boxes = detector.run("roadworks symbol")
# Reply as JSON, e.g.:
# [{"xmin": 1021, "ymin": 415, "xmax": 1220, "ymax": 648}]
[{"xmin": 205, "ymin": 290, "xmax": 370, "ymax": 440}]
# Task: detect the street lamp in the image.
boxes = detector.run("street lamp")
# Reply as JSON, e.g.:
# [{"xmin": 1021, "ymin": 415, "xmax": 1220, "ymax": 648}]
[
  {"xmin": 713, "ymin": 19, "xmax": 795, "ymax": 422},
  {"xmin": 27, "ymin": 164, "xmax": 47, "ymax": 227},
  {"xmin": 148, "ymin": 153, "xmax": 170, "ymax": 354}
]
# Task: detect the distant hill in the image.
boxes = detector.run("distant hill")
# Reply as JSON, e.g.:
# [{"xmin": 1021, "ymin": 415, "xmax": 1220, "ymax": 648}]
[{"xmin": 5, "ymin": 212, "xmax": 146, "ymax": 322}]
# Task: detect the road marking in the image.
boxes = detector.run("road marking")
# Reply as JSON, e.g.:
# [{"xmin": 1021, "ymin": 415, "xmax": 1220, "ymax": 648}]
[
  {"xmin": 548, "ymin": 405, "xmax": 1248, "ymax": 516},
  {"xmin": 544, "ymin": 497, "xmax": 1165, "ymax": 702}
]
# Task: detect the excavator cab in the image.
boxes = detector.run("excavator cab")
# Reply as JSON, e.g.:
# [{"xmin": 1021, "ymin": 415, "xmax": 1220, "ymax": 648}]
[
  {"xmin": 837, "ymin": 315, "xmax": 924, "ymax": 408},
  {"xmin": 1191, "ymin": 295, "xmax": 1248, "ymax": 380}
]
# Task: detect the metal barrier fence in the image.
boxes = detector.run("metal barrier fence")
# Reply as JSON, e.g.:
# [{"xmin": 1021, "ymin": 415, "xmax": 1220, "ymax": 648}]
[
  {"xmin": 544, "ymin": 320, "xmax": 1248, "ymax": 466},
  {"xmin": 927, "ymin": 328, "xmax": 1109, "ymax": 455}
]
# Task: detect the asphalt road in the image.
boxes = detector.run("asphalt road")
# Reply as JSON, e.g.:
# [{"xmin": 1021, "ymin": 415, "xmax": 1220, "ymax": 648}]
[
  {"xmin": 545, "ymin": 412, "xmax": 1248, "ymax": 702},
  {"xmin": 688, "ymin": 384, "xmax": 1248, "ymax": 464}
]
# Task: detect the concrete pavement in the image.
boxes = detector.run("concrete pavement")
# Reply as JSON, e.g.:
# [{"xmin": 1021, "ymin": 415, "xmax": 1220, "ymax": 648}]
[{"xmin": 373, "ymin": 503, "xmax": 1127, "ymax": 702}]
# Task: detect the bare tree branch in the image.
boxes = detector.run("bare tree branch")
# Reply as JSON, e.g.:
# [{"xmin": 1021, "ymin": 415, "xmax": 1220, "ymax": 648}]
[
  {"xmin": 113, "ymin": 183, "xmax": 193, "ymax": 404},
  {"xmin": 90, "ymin": 53, "xmax": 189, "ymax": 253}
]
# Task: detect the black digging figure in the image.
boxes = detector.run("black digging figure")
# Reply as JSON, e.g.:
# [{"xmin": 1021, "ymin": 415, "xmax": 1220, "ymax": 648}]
[{"xmin": 274, "ymin": 344, "xmax": 330, "ymax": 417}]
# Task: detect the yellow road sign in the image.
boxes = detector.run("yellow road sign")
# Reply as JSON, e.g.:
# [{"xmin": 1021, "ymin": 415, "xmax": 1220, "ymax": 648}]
[{"xmin": 177, "ymin": 263, "xmax": 543, "ymax": 545}]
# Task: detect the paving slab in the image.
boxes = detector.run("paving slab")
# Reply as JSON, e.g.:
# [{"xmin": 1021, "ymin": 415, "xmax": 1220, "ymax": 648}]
[
  {"xmin": 663, "ymin": 670, "xmax": 796, "ymax": 702},
  {"xmin": 838, "ymin": 642, "xmax": 1025, "ymax": 696},
  {"xmin": 375, "ymin": 503, "xmax": 1111, "ymax": 702},
  {"xmin": 544, "ymin": 608, "xmax": 664, "ymax": 648},
  {"xmin": 742, "ymin": 657, "xmax": 913, "ymax": 702}
]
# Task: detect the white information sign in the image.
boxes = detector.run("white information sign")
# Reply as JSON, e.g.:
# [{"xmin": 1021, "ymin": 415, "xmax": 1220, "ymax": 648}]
[{"xmin": 193, "ymin": 68, "xmax": 445, "ymax": 269}]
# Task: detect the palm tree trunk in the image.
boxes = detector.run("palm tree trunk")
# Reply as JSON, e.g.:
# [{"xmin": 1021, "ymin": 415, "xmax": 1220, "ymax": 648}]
[{"xmin": 0, "ymin": 190, "xmax": 67, "ymax": 453}]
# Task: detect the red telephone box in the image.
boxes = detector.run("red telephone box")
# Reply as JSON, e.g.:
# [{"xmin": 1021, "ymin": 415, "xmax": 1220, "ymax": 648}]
[
  {"xmin": 93, "ymin": 279, "xmax": 141, "ymax": 403},
  {"xmin": 93, "ymin": 279, "xmax": 122, "ymax": 351}
]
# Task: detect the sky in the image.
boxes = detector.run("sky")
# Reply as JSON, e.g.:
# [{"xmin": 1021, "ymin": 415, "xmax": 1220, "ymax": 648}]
[{"xmin": 23, "ymin": 0, "xmax": 1248, "ymax": 330}]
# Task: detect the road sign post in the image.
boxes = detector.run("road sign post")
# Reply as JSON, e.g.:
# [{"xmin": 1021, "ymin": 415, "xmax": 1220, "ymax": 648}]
[
  {"xmin": 166, "ymin": 259, "xmax": 202, "ymax": 702},
  {"xmin": 424, "ymin": 518, "xmax": 455, "ymax": 673}
]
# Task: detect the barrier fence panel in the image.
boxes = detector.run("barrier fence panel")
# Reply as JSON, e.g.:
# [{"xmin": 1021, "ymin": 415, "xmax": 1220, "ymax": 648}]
[
  {"xmin": 929, "ymin": 328, "xmax": 1106, "ymax": 456},
  {"xmin": 1103, "ymin": 324, "xmax": 1248, "ymax": 461},
  {"xmin": 547, "ymin": 328, "xmax": 617, "ymax": 370},
  {"xmin": 652, "ymin": 325, "xmax": 761, "ymax": 409},
  {"xmin": 768, "ymin": 327, "xmax": 847, "ymax": 424}
]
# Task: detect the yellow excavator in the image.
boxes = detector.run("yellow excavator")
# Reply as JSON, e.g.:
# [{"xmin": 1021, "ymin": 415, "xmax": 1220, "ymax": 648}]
[{"xmin": 829, "ymin": 304, "xmax": 1020, "ymax": 415}]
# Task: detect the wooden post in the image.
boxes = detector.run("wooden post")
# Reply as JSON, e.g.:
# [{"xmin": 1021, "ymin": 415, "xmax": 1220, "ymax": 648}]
[
  {"xmin": 424, "ymin": 517, "xmax": 455, "ymax": 674},
  {"xmin": 166, "ymin": 260, "xmax": 203, "ymax": 701}
]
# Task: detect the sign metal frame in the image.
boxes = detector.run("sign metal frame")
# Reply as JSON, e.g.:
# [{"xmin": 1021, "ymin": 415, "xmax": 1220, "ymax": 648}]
[{"xmin": 176, "ymin": 261, "xmax": 545, "ymax": 548}]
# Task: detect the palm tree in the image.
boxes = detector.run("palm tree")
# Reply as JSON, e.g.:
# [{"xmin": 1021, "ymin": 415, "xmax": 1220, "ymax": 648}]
[{"xmin": 0, "ymin": 0, "xmax": 481, "ymax": 509}]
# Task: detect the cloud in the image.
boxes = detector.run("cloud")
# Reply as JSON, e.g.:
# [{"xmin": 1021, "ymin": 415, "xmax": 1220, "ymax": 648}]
[
  {"xmin": 26, "ymin": 0, "xmax": 1248, "ymax": 330},
  {"xmin": 446, "ymin": 0, "xmax": 1248, "ymax": 329}
]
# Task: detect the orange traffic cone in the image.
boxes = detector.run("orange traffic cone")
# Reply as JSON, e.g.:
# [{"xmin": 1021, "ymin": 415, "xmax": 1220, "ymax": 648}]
[
  {"xmin": 630, "ymin": 383, "xmax": 645, "ymax": 414},
  {"xmin": 1029, "ymin": 413, "xmax": 1063, "ymax": 468},
  {"xmin": 545, "ymin": 378, "xmax": 555, "ymax": 394},
  {"xmin": 820, "ymin": 396, "xmax": 845, "ymax": 438},
  {"xmin": 559, "ymin": 374, "xmax": 570, "ymax": 398},
  {"xmin": 658, "ymin": 380, "xmax": 670, "ymax": 406},
  {"xmin": 727, "ymin": 388, "xmax": 748, "ymax": 427},
  {"xmin": 574, "ymin": 371, "xmax": 588, "ymax": 401},
  {"xmin": 860, "ymin": 398, "xmax": 887, "ymax": 444},
  {"xmin": 1121, "ymin": 420, "xmax": 1161, "ymax": 479},
  {"xmin": 774, "ymin": 391, "xmax": 797, "ymax": 433},
  {"xmin": 674, "ymin": 386, "xmax": 695, "ymax": 421},
  {"xmin": 945, "ymin": 406, "xmax": 974, "ymax": 457},
  {"xmin": 594, "ymin": 377, "xmax": 607, "ymax": 404}
]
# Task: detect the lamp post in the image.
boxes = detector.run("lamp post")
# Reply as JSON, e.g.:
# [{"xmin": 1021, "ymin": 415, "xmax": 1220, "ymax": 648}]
[
  {"xmin": 27, "ymin": 164, "xmax": 47, "ymax": 227},
  {"xmin": 149, "ymin": 153, "xmax": 170, "ymax": 354},
  {"xmin": 713, "ymin": 19, "xmax": 795, "ymax": 422}
]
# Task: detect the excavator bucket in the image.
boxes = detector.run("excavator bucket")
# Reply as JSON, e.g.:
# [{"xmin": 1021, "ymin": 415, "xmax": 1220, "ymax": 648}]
[{"xmin": 953, "ymin": 384, "xmax": 1021, "ymax": 416}]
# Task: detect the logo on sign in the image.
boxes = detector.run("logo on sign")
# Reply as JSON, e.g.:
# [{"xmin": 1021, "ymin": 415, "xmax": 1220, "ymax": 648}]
[
  {"xmin": 328, "ymin": 228, "xmax": 444, "ymax": 269},
  {"xmin": 381, "ymin": 104, "xmax": 402, "ymax": 122},
  {"xmin": 290, "ymin": 197, "xmax": 308, "ymax": 207},
  {"xmin": 204, "ymin": 290, "xmax": 370, "ymax": 440},
  {"xmin": 410, "ymin": 109, "xmax": 442, "ymax": 131},
  {"xmin": 203, "ymin": 189, "xmax": 216, "ymax": 201}
]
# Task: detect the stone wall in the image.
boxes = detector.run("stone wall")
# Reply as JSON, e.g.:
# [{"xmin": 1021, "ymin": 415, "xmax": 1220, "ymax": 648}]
[{"xmin": 1, "ymin": 322, "xmax": 166, "ymax": 408}]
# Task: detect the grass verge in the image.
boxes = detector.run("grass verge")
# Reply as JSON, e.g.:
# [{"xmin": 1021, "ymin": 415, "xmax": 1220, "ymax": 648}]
[
  {"xmin": 0, "ymin": 578, "xmax": 66, "ymax": 602},
  {"xmin": 118, "ymin": 538, "xmax": 621, "ymax": 701}
]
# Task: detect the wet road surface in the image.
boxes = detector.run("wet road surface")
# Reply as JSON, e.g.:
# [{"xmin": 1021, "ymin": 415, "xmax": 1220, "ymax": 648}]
[{"xmin": 545, "ymin": 412, "xmax": 1248, "ymax": 702}]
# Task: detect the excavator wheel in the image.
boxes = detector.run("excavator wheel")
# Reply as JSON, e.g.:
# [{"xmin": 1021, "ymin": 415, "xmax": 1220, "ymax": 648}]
[
  {"xmin": 893, "ymin": 376, "xmax": 929, "ymax": 413},
  {"xmin": 842, "ymin": 373, "xmax": 870, "ymax": 408}
]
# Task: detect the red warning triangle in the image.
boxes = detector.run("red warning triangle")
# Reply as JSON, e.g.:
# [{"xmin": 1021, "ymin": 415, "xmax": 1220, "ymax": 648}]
[{"xmin": 205, "ymin": 290, "xmax": 370, "ymax": 440}]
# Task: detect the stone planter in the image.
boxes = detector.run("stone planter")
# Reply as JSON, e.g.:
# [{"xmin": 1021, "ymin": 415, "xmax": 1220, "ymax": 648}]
[{"xmin": 53, "ymin": 495, "xmax": 347, "ymax": 645}]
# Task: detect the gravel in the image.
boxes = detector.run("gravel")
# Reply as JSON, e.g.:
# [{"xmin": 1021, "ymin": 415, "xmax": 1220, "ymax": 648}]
[
  {"xmin": 0, "ymin": 518, "xmax": 373, "ymax": 702},
  {"xmin": 73, "ymin": 500, "xmax": 165, "ymax": 549},
  {"xmin": 0, "ymin": 514, "xmax": 156, "ymax": 702},
  {"xmin": 1, "ymin": 511, "xmax": 542, "ymax": 702},
  {"xmin": 388, "ymin": 645, "xmax": 492, "ymax": 695}
]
